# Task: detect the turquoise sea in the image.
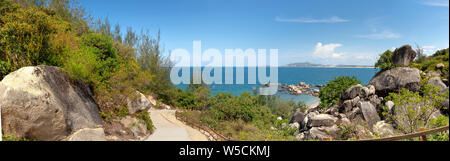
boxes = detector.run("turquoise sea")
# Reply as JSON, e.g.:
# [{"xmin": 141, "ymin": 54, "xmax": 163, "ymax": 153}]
[{"xmin": 174, "ymin": 67, "xmax": 379, "ymax": 106}]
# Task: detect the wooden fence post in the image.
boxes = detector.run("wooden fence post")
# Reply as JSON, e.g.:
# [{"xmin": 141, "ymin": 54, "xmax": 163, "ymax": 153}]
[{"xmin": 420, "ymin": 127, "xmax": 427, "ymax": 141}]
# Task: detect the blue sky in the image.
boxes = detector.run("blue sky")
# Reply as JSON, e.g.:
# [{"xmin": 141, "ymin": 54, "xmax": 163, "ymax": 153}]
[{"xmin": 78, "ymin": 0, "xmax": 449, "ymax": 66}]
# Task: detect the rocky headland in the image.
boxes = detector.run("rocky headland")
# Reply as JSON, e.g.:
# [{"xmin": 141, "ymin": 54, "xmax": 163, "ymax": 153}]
[{"xmin": 287, "ymin": 45, "xmax": 449, "ymax": 140}]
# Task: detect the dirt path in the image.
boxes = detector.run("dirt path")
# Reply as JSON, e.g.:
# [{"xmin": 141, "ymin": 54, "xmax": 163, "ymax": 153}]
[{"xmin": 145, "ymin": 109, "xmax": 209, "ymax": 141}]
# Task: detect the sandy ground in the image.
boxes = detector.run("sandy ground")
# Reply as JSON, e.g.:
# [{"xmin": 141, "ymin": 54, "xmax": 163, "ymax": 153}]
[
  {"xmin": 145, "ymin": 109, "xmax": 209, "ymax": 141},
  {"xmin": 308, "ymin": 101, "xmax": 321, "ymax": 109}
]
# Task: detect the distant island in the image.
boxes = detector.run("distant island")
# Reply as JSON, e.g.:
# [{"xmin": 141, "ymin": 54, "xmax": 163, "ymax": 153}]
[{"xmin": 283, "ymin": 62, "xmax": 375, "ymax": 68}]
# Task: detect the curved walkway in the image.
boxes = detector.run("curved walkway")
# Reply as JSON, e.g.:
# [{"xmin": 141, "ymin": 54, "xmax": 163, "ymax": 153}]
[{"xmin": 145, "ymin": 109, "xmax": 209, "ymax": 141}]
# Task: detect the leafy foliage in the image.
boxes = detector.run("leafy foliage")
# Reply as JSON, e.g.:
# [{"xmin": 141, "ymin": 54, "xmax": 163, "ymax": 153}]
[
  {"xmin": 2, "ymin": 135, "xmax": 34, "ymax": 141},
  {"xmin": 135, "ymin": 111, "xmax": 154, "ymax": 133},
  {"xmin": 1, "ymin": 1, "xmax": 160, "ymax": 134},
  {"xmin": 0, "ymin": 0, "xmax": 70, "ymax": 78},
  {"xmin": 136, "ymin": 31, "xmax": 177, "ymax": 105},
  {"xmin": 383, "ymin": 86, "xmax": 449, "ymax": 134},
  {"xmin": 411, "ymin": 48, "xmax": 449, "ymax": 80},
  {"xmin": 375, "ymin": 50, "xmax": 397, "ymax": 72},
  {"xmin": 319, "ymin": 76, "xmax": 361, "ymax": 108},
  {"xmin": 205, "ymin": 92, "xmax": 274, "ymax": 123},
  {"xmin": 427, "ymin": 116, "xmax": 449, "ymax": 141},
  {"xmin": 259, "ymin": 94, "xmax": 307, "ymax": 119},
  {"xmin": 175, "ymin": 84, "xmax": 211, "ymax": 110}
]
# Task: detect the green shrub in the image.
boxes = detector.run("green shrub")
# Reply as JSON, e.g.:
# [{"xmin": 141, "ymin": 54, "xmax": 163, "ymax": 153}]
[
  {"xmin": 176, "ymin": 84, "xmax": 211, "ymax": 110},
  {"xmin": 80, "ymin": 33, "xmax": 117, "ymax": 60},
  {"xmin": 375, "ymin": 50, "xmax": 397, "ymax": 72},
  {"xmin": 265, "ymin": 97, "xmax": 307, "ymax": 119},
  {"xmin": 63, "ymin": 46, "xmax": 100, "ymax": 82},
  {"xmin": 206, "ymin": 92, "xmax": 274, "ymax": 123},
  {"xmin": 427, "ymin": 116, "xmax": 449, "ymax": 141},
  {"xmin": 136, "ymin": 111, "xmax": 154, "ymax": 133},
  {"xmin": 0, "ymin": 0, "xmax": 71, "ymax": 79},
  {"xmin": 2, "ymin": 135, "xmax": 34, "ymax": 141},
  {"xmin": 319, "ymin": 76, "xmax": 361, "ymax": 108},
  {"xmin": 383, "ymin": 86, "xmax": 449, "ymax": 134}
]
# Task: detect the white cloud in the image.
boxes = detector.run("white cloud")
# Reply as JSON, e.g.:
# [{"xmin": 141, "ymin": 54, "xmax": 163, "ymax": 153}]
[
  {"xmin": 423, "ymin": 45, "xmax": 437, "ymax": 55},
  {"xmin": 421, "ymin": 0, "xmax": 449, "ymax": 7},
  {"xmin": 275, "ymin": 16, "xmax": 349, "ymax": 23},
  {"xmin": 309, "ymin": 42, "xmax": 379, "ymax": 65},
  {"xmin": 283, "ymin": 44, "xmax": 377, "ymax": 66},
  {"xmin": 313, "ymin": 42, "xmax": 344, "ymax": 59},
  {"xmin": 356, "ymin": 30, "xmax": 400, "ymax": 39},
  {"xmin": 357, "ymin": 18, "xmax": 400, "ymax": 39},
  {"xmin": 423, "ymin": 45, "xmax": 436, "ymax": 48}
]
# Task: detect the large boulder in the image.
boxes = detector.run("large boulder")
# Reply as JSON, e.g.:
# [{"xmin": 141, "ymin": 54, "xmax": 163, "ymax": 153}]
[
  {"xmin": 0, "ymin": 66, "xmax": 103, "ymax": 141},
  {"xmin": 391, "ymin": 45, "xmax": 416, "ymax": 67},
  {"xmin": 428, "ymin": 77, "xmax": 447, "ymax": 91},
  {"xmin": 373, "ymin": 121, "xmax": 395, "ymax": 138},
  {"xmin": 360, "ymin": 102, "xmax": 380, "ymax": 128},
  {"xmin": 307, "ymin": 127, "xmax": 333, "ymax": 140},
  {"xmin": 316, "ymin": 125, "xmax": 341, "ymax": 139},
  {"xmin": 120, "ymin": 116, "xmax": 150, "ymax": 140},
  {"xmin": 289, "ymin": 109, "xmax": 305, "ymax": 125},
  {"xmin": 127, "ymin": 91, "xmax": 153, "ymax": 114},
  {"xmin": 341, "ymin": 96, "xmax": 360, "ymax": 113},
  {"xmin": 426, "ymin": 71, "xmax": 441, "ymax": 78},
  {"xmin": 342, "ymin": 84, "xmax": 364, "ymax": 100},
  {"xmin": 368, "ymin": 67, "xmax": 421, "ymax": 97},
  {"xmin": 308, "ymin": 114, "xmax": 338, "ymax": 127},
  {"xmin": 436, "ymin": 63, "xmax": 445, "ymax": 70}
]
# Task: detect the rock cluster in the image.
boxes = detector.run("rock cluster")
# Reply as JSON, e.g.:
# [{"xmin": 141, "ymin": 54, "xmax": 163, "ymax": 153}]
[
  {"xmin": 272, "ymin": 82, "xmax": 321, "ymax": 97},
  {"xmin": 289, "ymin": 83, "xmax": 392, "ymax": 140},
  {"xmin": 287, "ymin": 46, "xmax": 449, "ymax": 140}
]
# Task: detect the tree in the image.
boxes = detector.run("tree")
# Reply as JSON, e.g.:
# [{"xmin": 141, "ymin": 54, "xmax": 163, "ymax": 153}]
[
  {"xmin": 415, "ymin": 44, "xmax": 427, "ymax": 63},
  {"xmin": 13, "ymin": 0, "xmax": 91, "ymax": 35},
  {"xmin": 136, "ymin": 30, "xmax": 176, "ymax": 104},
  {"xmin": 375, "ymin": 50, "xmax": 396, "ymax": 72},
  {"xmin": 0, "ymin": 0, "xmax": 71, "ymax": 79},
  {"xmin": 319, "ymin": 76, "xmax": 361, "ymax": 108},
  {"xmin": 383, "ymin": 86, "xmax": 449, "ymax": 134}
]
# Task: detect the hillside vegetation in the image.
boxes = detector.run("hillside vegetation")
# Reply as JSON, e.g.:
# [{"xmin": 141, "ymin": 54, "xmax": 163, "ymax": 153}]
[
  {"xmin": 178, "ymin": 86, "xmax": 308, "ymax": 141},
  {"xmin": 0, "ymin": 0, "xmax": 180, "ymax": 140}
]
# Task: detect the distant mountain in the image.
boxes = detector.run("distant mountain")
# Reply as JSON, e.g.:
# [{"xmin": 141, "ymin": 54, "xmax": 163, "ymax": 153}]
[
  {"xmin": 283, "ymin": 62, "xmax": 323, "ymax": 67},
  {"xmin": 283, "ymin": 62, "xmax": 374, "ymax": 68}
]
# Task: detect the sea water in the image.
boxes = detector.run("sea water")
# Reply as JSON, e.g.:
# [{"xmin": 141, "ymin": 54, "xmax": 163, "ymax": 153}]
[{"xmin": 174, "ymin": 67, "xmax": 379, "ymax": 106}]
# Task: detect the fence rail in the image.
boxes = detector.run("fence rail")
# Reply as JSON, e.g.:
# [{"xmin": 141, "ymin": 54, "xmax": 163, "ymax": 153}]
[
  {"xmin": 356, "ymin": 125, "xmax": 449, "ymax": 141},
  {"xmin": 175, "ymin": 110, "xmax": 231, "ymax": 141}
]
